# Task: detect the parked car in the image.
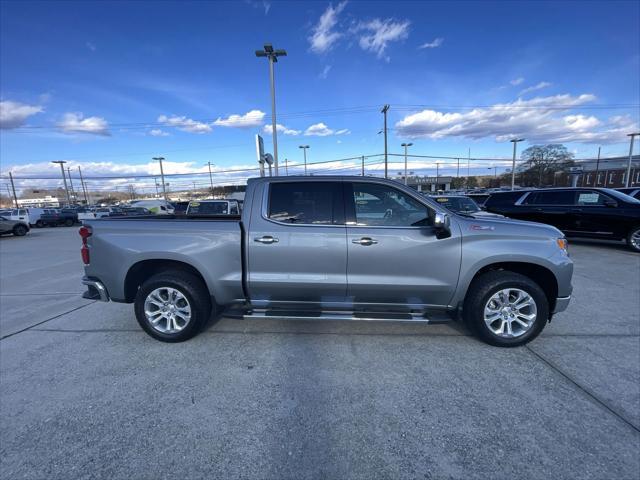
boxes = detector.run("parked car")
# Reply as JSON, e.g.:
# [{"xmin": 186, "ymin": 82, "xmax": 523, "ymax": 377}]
[
  {"xmin": 465, "ymin": 193, "xmax": 492, "ymax": 206},
  {"xmin": 172, "ymin": 201, "xmax": 190, "ymax": 217},
  {"xmin": 484, "ymin": 187, "xmax": 640, "ymax": 251},
  {"xmin": 0, "ymin": 208, "xmax": 30, "ymax": 225},
  {"xmin": 129, "ymin": 199, "xmax": 174, "ymax": 214},
  {"xmin": 616, "ymin": 187, "xmax": 640, "ymax": 200},
  {"xmin": 95, "ymin": 207, "xmax": 121, "ymax": 218},
  {"xmin": 39, "ymin": 208, "xmax": 79, "ymax": 227},
  {"xmin": 80, "ymin": 176, "xmax": 573, "ymax": 347},
  {"xmin": 185, "ymin": 199, "xmax": 240, "ymax": 216},
  {"xmin": 431, "ymin": 195, "xmax": 504, "ymax": 219},
  {"xmin": 0, "ymin": 216, "xmax": 30, "ymax": 236},
  {"xmin": 110, "ymin": 207, "xmax": 152, "ymax": 216}
]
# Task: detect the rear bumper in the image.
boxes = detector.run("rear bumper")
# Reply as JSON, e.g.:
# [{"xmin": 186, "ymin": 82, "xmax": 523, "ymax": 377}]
[
  {"xmin": 553, "ymin": 295, "xmax": 571, "ymax": 314},
  {"xmin": 82, "ymin": 276, "xmax": 110, "ymax": 302}
]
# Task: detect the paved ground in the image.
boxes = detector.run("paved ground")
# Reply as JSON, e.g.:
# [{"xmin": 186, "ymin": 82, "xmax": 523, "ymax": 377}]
[{"xmin": 1, "ymin": 228, "xmax": 638, "ymax": 479}]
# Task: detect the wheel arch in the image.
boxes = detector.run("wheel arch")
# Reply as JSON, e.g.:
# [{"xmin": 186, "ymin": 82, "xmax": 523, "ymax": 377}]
[
  {"xmin": 465, "ymin": 261, "xmax": 558, "ymax": 313},
  {"xmin": 124, "ymin": 259, "xmax": 210, "ymax": 303}
]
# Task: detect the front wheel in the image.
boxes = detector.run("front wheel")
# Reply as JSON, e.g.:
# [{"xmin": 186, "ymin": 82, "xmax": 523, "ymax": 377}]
[
  {"xmin": 13, "ymin": 225, "xmax": 28, "ymax": 236},
  {"xmin": 627, "ymin": 226, "xmax": 640, "ymax": 253},
  {"xmin": 134, "ymin": 270, "xmax": 213, "ymax": 342},
  {"xmin": 463, "ymin": 271, "xmax": 549, "ymax": 347},
  {"xmin": 36, "ymin": 220, "xmax": 44, "ymax": 228}
]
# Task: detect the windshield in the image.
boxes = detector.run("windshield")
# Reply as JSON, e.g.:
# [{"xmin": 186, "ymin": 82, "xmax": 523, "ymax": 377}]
[
  {"xmin": 603, "ymin": 188, "xmax": 640, "ymax": 204},
  {"xmin": 433, "ymin": 196, "xmax": 481, "ymax": 213},
  {"xmin": 188, "ymin": 202, "xmax": 229, "ymax": 214}
]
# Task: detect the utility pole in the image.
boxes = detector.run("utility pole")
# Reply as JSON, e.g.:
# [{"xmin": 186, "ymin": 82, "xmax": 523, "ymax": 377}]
[
  {"xmin": 154, "ymin": 178, "xmax": 160, "ymax": 197},
  {"xmin": 361, "ymin": 155, "xmax": 365, "ymax": 176},
  {"xmin": 381, "ymin": 104, "xmax": 390, "ymax": 178},
  {"xmin": 299, "ymin": 145, "xmax": 310, "ymax": 175},
  {"xmin": 66, "ymin": 167, "xmax": 76, "ymax": 203},
  {"xmin": 284, "ymin": 158, "xmax": 289, "ymax": 176},
  {"xmin": 51, "ymin": 161, "xmax": 71, "ymax": 206},
  {"xmin": 510, "ymin": 138, "xmax": 525, "ymax": 190},
  {"xmin": 594, "ymin": 147, "xmax": 601, "ymax": 186},
  {"xmin": 626, "ymin": 133, "xmax": 639, "ymax": 187},
  {"xmin": 467, "ymin": 148, "xmax": 471, "ymax": 177},
  {"xmin": 78, "ymin": 166, "xmax": 89, "ymax": 204},
  {"xmin": 436, "ymin": 162, "xmax": 440, "ymax": 191},
  {"xmin": 8, "ymin": 172, "xmax": 18, "ymax": 208},
  {"xmin": 205, "ymin": 162, "xmax": 215, "ymax": 194},
  {"xmin": 255, "ymin": 43, "xmax": 287, "ymax": 175},
  {"xmin": 456, "ymin": 158, "xmax": 460, "ymax": 178},
  {"xmin": 153, "ymin": 157, "xmax": 167, "ymax": 200},
  {"xmin": 401, "ymin": 143, "xmax": 413, "ymax": 185}
]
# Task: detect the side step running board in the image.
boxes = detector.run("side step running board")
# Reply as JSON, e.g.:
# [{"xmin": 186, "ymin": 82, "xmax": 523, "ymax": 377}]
[{"xmin": 241, "ymin": 310, "xmax": 453, "ymax": 324}]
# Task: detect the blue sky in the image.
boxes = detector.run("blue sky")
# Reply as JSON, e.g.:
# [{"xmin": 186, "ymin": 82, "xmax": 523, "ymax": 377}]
[{"xmin": 1, "ymin": 0, "xmax": 639, "ymax": 192}]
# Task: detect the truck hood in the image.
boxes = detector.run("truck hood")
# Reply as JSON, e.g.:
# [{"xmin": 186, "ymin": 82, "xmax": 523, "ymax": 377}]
[{"xmin": 455, "ymin": 214, "xmax": 564, "ymax": 238}]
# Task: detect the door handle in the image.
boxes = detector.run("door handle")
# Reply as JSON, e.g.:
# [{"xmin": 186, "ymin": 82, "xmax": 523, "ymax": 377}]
[
  {"xmin": 254, "ymin": 236, "xmax": 279, "ymax": 244},
  {"xmin": 352, "ymin": 237, "xmax": 378, "ymax": 246}
]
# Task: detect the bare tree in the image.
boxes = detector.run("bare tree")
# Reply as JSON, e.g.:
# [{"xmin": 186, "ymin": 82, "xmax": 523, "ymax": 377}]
[{"xmin": 519, "ymin": 144, "xmax": 574, "ymax": 187}]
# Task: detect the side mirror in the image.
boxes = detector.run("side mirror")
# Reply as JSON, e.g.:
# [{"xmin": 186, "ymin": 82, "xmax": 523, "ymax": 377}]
[{"xmin": 434, "ymin": 212, "xmax": 451, "ymax": 231}]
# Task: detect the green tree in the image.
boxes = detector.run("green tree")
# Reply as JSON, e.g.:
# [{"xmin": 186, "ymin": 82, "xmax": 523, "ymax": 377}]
[{"xmin": 519, "ymin": 144, "xmax": 574, "ymax": 187}]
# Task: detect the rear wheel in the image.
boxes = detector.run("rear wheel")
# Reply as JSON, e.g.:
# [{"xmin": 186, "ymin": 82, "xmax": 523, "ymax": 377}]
[
  {"xmin": 13, "ymin": 224, "xmax": 28, "ymax": 236},
  {"xmin": 627, "ymin": 226, "xmax": 640, "ymax": 253},
  {"xmin": 134, "ymin": 270, "xmax": 213, "ymax": 342},
  {"xmin": 64, "ymin": 218, "xmax": 74, "ymax": 227},
  {"xmin": 463, "ymin": 271, "xmax": 549, "ymax": 347}
]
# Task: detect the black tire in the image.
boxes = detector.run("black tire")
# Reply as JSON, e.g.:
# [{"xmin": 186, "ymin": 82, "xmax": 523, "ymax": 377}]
[
  {"xmin": 134, "ymin": 270, "xmax": 213, "ymax": 342},
  {"xmin": 13, "ymin": 225, "xmax": 28, "ymax": 236},
  {"xmin": 36, "ymin": 220, "xmax": 44, "ymax": 228},
  {"xmin": 64, "ymin": 218, "xmax": 74, "ymax": 227},
  {"xmin": 627, "ymin": 226, "xmax": 640, "ymax": 253},
  {"xmin": 463, "ymin": 271, "xmax": 549, "ymax": 347}
]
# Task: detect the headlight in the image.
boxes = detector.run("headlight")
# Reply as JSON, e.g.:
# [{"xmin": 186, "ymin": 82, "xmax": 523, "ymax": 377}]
[{"xmin": 557, "ymin": 238, "xmax": 568, "ymax": 254}]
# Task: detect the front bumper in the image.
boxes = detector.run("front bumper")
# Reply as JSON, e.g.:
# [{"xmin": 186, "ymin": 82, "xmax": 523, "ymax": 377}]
[
  {"xmin": 82, "ymin": 276, "xmax": 110, "ymax": 302},
  {"xmin": 553, "ymin": 295, "xmax": 571, "ymax": 314}
]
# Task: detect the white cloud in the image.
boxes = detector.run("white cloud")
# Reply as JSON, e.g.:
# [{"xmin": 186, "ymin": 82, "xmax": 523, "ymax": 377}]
[
  {"xmin": 245, "ymin": 0, "xmax": 271, "ymax": 14},
  {"xmin": 213, "ymin": 110, "xmax": 265, "ymax": 128},
  {"xmin": 309, "ymin": 1, "xmax": 348, "ymax": 54},
  {"xmin": 149, "ymin": 129, "xmax": 169, "ymax": 137},
  {"xmin": 263, "ymin": 123, "xmax": 301, "ymax": 136},
  {"xmin": 319, "ymin": 65, "xmax": 332, "ymax": 79},
  {"xmin": 0, "ymin": 100, "xmax": 44, "ymax": 129},
  {"xmin": 58, "ymin": 112, "xmax": 110, "ymax": 136},
  {"xmin": 354, "ymin": 18, "xmax": 410, "ymax": 60},
  {"xmin": 419, "ymin": 37, "xmax": 443, "ymax": 49},
  {"xmin": 510, "ymin": 77, "xmax": 525, "ymax": 86},
  {"xmin": 158, "ymin": 114, "xmax": 212, "ymax": 134},
  {"xmin": 520, "ymin": 81, "xmax": 552, "ymax": 95},
  {"xmin": 394, "ymin": 93, "xmax": 636, "ymax": 144},
  {"xmin": 304, "ymin": 122, "xmax": 350, "ymax": 136},
  {"xmin": 86, "ymin": 42, "xmax": 96, "ymax": 52}
]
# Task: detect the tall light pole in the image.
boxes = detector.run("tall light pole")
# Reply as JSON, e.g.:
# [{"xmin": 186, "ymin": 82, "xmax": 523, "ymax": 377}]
[
  {"xmin": 510, "ymin": 138, "xmax": 525, "ymax": 190},
  {"xmin": 51, "ymin": 161, "xmax": 71, "ymax": 205},
  {"xmin": 205, "ymin": 162, "xmax": 215, "ymax": 194},
  {"xmin": 381, "ymin": 104, "xmax": 390, "ymax": 178},
  {"xmin": 153, "ymin": 157, "xmax": 167, "ymax": 200},
  {"xmin": 66, "ymin": 167, "xmax": 76, "ymax": 202},
  {"xmin": 401, "ymin": 143, "xmax": 413, "ymax": 185},
  {"xmin": 299, "ymin": 145, "xmax": 310, "ymax": 175},
  {"xmin": 8, "ymin": 172, "xmax": 18, "ymax": 208},
  {"xmin": 626, "ymin": 133, "xmax": 639, "ymax": 187},
  {"xmin": 255, "ymin": 43, "xmax": 287, "ymax": 176},
  {"xmin": 435, "ymin": 162, "xmax": 440, "ymax": 191},
  {"xmin": 78, "ymin": 166, "xmax": 89, "ymax": 204}
]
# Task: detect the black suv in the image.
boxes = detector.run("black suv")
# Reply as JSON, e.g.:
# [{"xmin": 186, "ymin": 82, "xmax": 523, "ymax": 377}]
[{"xmin": 484, "ymin": 188, "xmax": 640, "ymax": 252}]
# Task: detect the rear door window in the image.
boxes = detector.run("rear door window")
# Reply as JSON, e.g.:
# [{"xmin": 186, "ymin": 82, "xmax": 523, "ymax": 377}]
[
  {"xmin": 268, "ymin": 182, "xmax": 343, "ymax": 225},
  {"xmin": 526, "ymin": 191, "xmax": 575, "ymax": 205}
]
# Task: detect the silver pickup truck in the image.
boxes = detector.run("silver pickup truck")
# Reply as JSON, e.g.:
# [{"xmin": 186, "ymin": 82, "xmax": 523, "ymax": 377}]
[{"xmin": 80, "ymin": 176, "xmax": 573, "ymax": 347}]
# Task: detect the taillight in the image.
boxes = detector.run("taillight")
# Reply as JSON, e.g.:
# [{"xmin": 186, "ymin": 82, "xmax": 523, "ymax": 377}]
[{"xmin": 79, "ymin": 226, "xmax": 92, "ymax": 265}]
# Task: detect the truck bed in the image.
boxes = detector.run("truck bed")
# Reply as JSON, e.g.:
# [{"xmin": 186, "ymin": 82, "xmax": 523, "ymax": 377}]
[{"xmin": 83, "ymin": 217, "xmax": 244, "ymax": 304}]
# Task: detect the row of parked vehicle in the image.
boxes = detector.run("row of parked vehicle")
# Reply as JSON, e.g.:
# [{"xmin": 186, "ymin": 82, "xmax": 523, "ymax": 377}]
[{"xmin": 429, "ymin": 187, "xmax": 640, "ymax": 252}]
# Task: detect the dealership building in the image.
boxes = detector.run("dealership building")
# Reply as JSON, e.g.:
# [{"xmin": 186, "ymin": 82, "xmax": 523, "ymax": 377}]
[{"xmin": 574, "ymin": 155, "xmax": 640, "ymax": 188}]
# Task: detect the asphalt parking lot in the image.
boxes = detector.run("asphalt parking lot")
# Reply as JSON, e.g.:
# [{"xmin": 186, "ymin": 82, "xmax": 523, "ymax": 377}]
[{"xmin": 1, "ymin": 227, "xmax": 638, "ymax": 479}]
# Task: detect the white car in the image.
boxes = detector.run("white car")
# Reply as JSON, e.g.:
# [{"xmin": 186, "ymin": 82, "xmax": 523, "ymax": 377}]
[{"xmin": 130, "ymin": 200, "xmax": 174, "ymax": 215}]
